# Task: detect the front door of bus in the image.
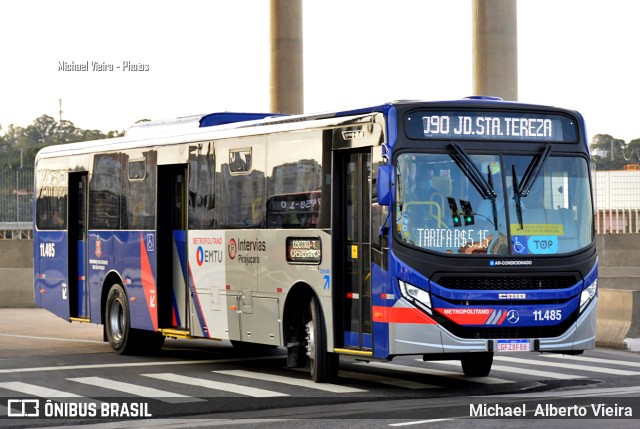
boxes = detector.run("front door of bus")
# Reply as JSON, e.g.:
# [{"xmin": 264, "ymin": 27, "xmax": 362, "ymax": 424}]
[{"xmin": 335, "ymin": 149, "xmax": 373, "ymax": 351}]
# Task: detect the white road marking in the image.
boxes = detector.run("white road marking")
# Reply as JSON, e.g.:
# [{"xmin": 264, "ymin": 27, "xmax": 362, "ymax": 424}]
[
  {"xmin": 541, "ymin": 353, "xmax": 640, "ymax": 368},
  {"xmin": 494, "ymin": 355, "xmax": 640, "ymax": 376},
  {"xmin": 0, "ymin": 381, "xmax": 82, "ymax": 398},
  {"xmin": 142, "ymin": 373, "xmax": 288, "ymax": 397},
  {"xmin": 68, "ymin": 377, "xmax": 204, "ymax": 403},
  {"xmin": 213, "ymin": 370, "xmax": 366, "ymax": 393},
  {"xmin": 0, "ymin": 355, "xmax": 285, "ymax": 374},
  {"xmin": 357, "ymin": 361, "xmax": 512, "ymax": 385},
  {"xmin": 338, "ymin": 370, "xmax": 439, "ymax": 389},
  {"xmin": 433, "ymin": 359, "xmax": 584, "ymax": 380}
]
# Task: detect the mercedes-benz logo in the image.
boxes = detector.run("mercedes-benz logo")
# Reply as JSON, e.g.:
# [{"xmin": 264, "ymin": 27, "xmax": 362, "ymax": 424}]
[{"xmin": 507, "ymin": 309, "xmax": 520, "ymax": 324}]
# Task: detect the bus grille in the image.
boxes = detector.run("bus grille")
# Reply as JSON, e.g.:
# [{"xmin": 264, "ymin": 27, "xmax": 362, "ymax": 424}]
[
  {"xmin": 434, "ymin": 314, "xmax": 578, "ymax": 339},
  {"xmin": 433, "ymin": 275, "xmax": 579, "ymax": 290}
]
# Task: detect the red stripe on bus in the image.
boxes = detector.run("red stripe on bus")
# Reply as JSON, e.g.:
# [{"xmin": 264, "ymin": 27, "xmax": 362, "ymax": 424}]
[
  {"xmin": 372, "ymin": 306, "xmax": 437, "ymax": 324},
  {"xmin": 140, "ymin": 234, "xmax": 158, "ymax": 331},
  {"xmin": 434, "ymin": 308, "xmax": 493, "ymax": 325}
]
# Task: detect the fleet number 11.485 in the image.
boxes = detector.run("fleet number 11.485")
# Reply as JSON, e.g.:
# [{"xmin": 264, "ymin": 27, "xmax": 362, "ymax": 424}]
[
  {"xmin": 533, "ymin": 309, "xmax": 562, "ymax": 321},
  {"xmin": 39, "ymin": 242, "xmax": 56, "ymax": 258}
]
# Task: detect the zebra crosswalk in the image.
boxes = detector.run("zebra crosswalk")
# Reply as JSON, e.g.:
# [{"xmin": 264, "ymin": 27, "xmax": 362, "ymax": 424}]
[
  {"xmin": 213, "ymin": 369, "xmax": 366, "ymax": 393},
  {"xmin": 430, "ymin": 358, "xmax": 587, "ymax": 380},
  {"xmin": 1, "ymin": 352, "xmax": 639, "ymax": 404},
  {"xmin": 0, "ymin": 381, "xmax": 83, "ymax": 399},
  {"xmin": 356, "ymin": 361, "xmax": 512, "ymax": 385},
  {"xmin": 67, "ymin": 377, "xmax": 203, "ymax": 404},
  {"xmin": 142, "ymin": 373, "xmax": 288, "ymax": 397}
]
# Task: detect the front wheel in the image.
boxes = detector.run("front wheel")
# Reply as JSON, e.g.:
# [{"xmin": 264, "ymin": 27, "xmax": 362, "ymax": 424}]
[
  {"xmin": 306, "ymin": 296, "xmax": 338, "ymax": 382},
  {"xmin": 461, "ymin": 352, "xmax": 494, "ymax": 377}
]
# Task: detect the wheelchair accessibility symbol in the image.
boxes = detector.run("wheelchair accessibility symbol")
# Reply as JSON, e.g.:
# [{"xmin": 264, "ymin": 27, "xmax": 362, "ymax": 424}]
[{"xmin": 512, "ymin": 236, "xmax": 527, "ymax": 254}]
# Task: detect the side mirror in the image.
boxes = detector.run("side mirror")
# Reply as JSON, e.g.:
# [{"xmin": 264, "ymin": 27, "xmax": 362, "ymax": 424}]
[{"xmin": 377, "ymin": 165, "xmax": 392, "ymax": 206}]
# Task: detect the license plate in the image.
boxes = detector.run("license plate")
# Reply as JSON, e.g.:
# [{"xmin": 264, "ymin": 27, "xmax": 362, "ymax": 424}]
[{"xmin": 496, "ymin": 339, "xmax": 530, "ymax": 352}]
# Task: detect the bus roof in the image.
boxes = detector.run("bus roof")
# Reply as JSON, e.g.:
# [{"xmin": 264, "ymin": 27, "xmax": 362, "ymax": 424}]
[
  {"xmin": 125, "ymin": 112, "xmax": 287, "ymax": 137},
  {"xmin": 35, "ymin": 98, "xmax": 583, "ymax": 162}
]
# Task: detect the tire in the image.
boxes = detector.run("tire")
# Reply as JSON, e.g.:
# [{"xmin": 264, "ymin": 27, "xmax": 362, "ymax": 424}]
[
  {"xmin": 461, "ymin": 352, "xmax": 494, "ymax": 377},
  {"xmin": 306, "ymin": 296, "xmax": 339, "ymax": 382},
  {"xmin": 105, "ymin": 284, "xmax": 138, "ymax": 355}
]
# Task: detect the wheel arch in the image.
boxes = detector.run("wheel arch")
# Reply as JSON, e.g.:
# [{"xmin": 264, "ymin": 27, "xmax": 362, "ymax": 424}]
[
  {"xmin": 282, "ymin": 281, "xmax": 315, "ymax": 345},
  {"xmin": 100, "ymin": 270, "xmax": 124, "ymax": 325},
  {"xmin": 281, "ymin": 281, "xmax": 337, "ymax": 375}
]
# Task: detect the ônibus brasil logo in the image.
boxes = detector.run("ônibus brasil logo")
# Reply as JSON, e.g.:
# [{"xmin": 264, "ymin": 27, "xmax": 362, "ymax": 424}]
[{"xmin": 228, "ymin": 238, "xmax": 237, "ymax": 260}]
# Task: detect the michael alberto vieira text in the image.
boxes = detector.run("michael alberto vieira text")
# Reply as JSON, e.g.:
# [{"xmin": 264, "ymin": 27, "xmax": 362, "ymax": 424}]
[{"xmin": 470, "ymin": 403, "xmax": 633, "ymax": 418}]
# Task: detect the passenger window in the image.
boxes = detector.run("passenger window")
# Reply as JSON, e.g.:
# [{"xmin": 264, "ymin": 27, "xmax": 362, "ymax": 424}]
[{"xmin": 229, "ymin": 148, "xmax": 252, "ymax": 174}]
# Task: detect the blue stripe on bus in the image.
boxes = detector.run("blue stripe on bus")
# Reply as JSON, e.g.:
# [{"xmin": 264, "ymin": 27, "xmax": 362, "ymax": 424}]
[
  {"xmin": 371, "ymin": 261, "xmax": 390, "ymax": 358},
  {"xmin": 343, "ymin": 332, "xmax": 372, "ymax": 349},
  {"xmin": 188, "ymin": 264, "xmax": 209, "ymax": 337}
]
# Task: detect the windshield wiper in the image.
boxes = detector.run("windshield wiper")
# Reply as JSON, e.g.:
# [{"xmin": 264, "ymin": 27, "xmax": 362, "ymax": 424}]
[
  {"xmin": 511, "ymin": 143, "xmax": 552, "ymax": 229},
  {"xmin": 512, "ymin": 165, "xmax": 524, "ymax": 229},
  {"xmin": 449, "ymin": 141, "xmax": 498, "ymax": 228},
  {"xmin": 517, "ymin": 143, "xmax": 552, "ymax": 198},
  {"xmin": 449, "ymin": 141, "xmax": 496, "ymax": 200}
]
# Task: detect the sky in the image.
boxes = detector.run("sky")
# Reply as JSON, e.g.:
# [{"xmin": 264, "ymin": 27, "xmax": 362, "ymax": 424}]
[{"xmin": 1, "ymin": 0, "xmax": 639, "ymax": 142}]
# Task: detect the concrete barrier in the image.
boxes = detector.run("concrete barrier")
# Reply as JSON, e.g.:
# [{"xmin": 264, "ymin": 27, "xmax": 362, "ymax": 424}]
[
  {"xmin": 1, "ymin": 268, "xmax": 36, "ymax": 308},
  {"xmin": 0, "ymin": 239, "xmax": 33, "ymax": 268},
  {"xmin": 596, "ymin": 289, "xmax": 640, "ymax": 351},
  {"xmin": 0, "ymin": 240, "xmax": 34, "ymax": 308}
]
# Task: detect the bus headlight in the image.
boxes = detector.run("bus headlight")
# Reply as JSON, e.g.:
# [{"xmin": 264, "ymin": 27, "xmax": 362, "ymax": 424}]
[
  {"xmin": 398, "ymin": 280, "xmax": 432, "ymax": 314},
  {"xmin": 579, "ymin": 279, "xmax": 597, "ymax": 312}
]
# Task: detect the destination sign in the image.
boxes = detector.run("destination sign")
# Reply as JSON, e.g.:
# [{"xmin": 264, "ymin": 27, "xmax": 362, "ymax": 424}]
[{"xmin": 405, "ymin": 111, "xmax": 578, "ymax": 142}]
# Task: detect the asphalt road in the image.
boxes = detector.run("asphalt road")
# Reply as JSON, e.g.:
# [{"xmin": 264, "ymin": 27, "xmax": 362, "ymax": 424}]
[{"xmin": 0, "ymin": 308, "xmax": 639, "ymax": 428}]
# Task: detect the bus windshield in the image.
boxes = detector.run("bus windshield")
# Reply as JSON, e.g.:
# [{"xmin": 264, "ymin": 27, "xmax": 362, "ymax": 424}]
[{"xmin": 394, "ymin": 152, "xmax": 593, "ymax": 255}]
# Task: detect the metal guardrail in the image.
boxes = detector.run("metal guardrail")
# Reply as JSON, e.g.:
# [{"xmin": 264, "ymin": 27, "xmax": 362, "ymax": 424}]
[
  {"xmin": 0, "ymin": 222, "xmax": 33, "ymax": 239},
  {"xmin": 596, "ymin": 209, "xmax": 640, "ymax": 234},
  {"xmin": 0, "ymin": 168, "xmax": 33, "ymax": 239}
]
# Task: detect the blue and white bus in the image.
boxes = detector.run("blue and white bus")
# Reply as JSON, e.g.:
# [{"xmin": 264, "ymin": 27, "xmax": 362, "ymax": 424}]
[{"xmin": 34, "ymin": 98, "xmax": 597, "ymax": 382}]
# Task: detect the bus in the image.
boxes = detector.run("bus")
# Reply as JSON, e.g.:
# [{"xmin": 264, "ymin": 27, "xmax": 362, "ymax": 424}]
[{"xmin": 34, "ymin": 98, "xmax": 597, "ymax": 382}]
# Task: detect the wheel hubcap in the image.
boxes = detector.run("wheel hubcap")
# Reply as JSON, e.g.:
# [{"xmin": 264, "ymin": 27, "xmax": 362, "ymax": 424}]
[
  {"xmin": 109, "ymin": 299, "xmax": 124, "ymax": 342},
  {"xmin": 305, "ymin": 320, "xmax": 316, "ymax": 360}
]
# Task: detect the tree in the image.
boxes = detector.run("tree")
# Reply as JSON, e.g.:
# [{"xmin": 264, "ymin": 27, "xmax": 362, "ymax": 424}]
[
  {"xmin": 590, "ymin": 134, "xmax": 627, "ymax": 170},
  {"xmin": 25, "ymin": 115, "xmax": 59, "ymax": 144},
  {"xmin": 624, "ymin": 138, "xmax": 640, "ymax": 163},
  {"xmin": 0, "ymin": 115, "xmax": 123, "ymax": 169}
]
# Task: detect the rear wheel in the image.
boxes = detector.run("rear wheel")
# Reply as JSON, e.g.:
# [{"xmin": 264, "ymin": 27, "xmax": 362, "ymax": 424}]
[
  {"xmin": 306, "ymin": 296, "xmax": 338, "ymax": 382},
  {"xmin": 105, "ymin": 284, "xmax": 136, "ymax": 354},
  {"xmin": 461, "ymin": 352, "xmax": 494, "ymax": 377},
  {"xmin": 105, "ymin": 283, "xmax": 165, "ymax": 355}
]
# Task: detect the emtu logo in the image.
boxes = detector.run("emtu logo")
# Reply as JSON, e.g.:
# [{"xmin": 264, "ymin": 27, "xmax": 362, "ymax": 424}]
[
  {"xmin": 196, "ymin": 246, "xmax": 204, "ymax": 266},
  {"xmin": 228, "ymin": 239, "xmax": 237, "ymax": 260}
]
